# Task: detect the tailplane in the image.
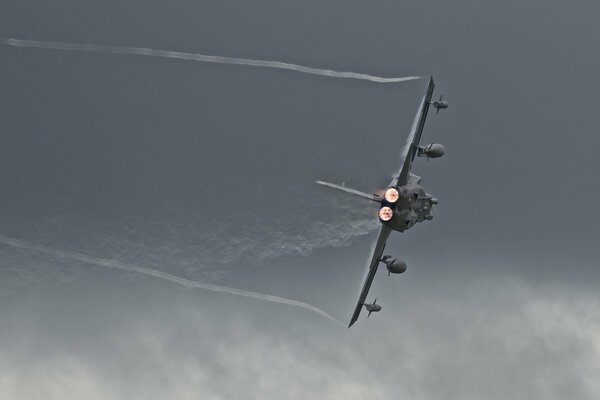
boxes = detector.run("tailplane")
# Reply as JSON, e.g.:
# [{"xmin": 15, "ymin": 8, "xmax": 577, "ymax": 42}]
[{"xmin": 316, "ymin": 181, "xmax": 379, "ymax": 202}]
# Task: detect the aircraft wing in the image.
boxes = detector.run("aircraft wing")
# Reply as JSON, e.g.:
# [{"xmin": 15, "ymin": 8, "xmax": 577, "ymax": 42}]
[
  {"xmin": 348, "ymin": 225, "xmax": 392, "ymax": 327},
  {"xmin": 392, "ymin": 77, "xmax": 436, "ymax": 186}
]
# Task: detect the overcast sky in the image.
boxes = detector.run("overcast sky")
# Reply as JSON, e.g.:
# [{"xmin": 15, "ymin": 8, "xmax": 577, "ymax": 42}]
[{"xmin": 1, "ymin": 1, "xmax": 599, "ymax": 399}]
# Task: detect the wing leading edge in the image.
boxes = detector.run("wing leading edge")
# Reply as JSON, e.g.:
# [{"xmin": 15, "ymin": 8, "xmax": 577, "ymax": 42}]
[
  {"xmin": 348, "ymin": 225, "xmax": 392, "ymax": 327},
  {"xmin": 394, "ymin": 77, "xmax": 436, "ymax": 186}
]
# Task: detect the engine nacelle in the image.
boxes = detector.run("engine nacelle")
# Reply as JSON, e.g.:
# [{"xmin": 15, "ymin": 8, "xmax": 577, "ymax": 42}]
[
  {"xmin": 419, "ymin": 143, "xmax": 445, "ymax": 158},
  {"xmin": 381, "ymin": 255, "xmax": 407, "ymax": 274}
]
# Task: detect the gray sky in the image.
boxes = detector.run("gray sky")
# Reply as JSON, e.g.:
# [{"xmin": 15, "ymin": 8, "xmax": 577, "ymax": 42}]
[{"xmin": 1, "ymin": 1, "xmax": 599, "ymax": 399}]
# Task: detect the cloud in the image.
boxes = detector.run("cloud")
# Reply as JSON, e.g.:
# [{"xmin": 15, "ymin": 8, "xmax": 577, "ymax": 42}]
[{"xmin": 0, "ymin": 273, "xmax": 598, "ymax": 400}]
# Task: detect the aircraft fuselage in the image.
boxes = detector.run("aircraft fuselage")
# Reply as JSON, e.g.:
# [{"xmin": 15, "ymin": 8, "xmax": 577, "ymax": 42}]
[{"xmin": 381, "ymin": 175, "xmax": 437, "ymax": 233}]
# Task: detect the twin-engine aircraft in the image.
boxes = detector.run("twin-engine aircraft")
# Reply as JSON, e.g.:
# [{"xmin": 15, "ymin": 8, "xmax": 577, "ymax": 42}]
[{"xmin": 317, "ymin": 77, "xmax": 447, "ymax": 327}]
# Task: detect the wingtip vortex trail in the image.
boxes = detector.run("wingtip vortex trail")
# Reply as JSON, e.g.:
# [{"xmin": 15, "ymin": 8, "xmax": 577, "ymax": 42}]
[
  {"xmin": 2, "ymin": 37, "xmax": 421, "ymax": 84},
  {"xmin": 0, "ymin": 235, "xmax": 343, "ymax": 326}
]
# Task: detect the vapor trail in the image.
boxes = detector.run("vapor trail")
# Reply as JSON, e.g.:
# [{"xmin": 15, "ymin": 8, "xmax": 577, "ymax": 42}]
[
  {"xmin": 0, "ymin": 235, "xmax": 342, "ymax": 325},
  {"xmin": 2, "ymin": 38, "xmax": 421, "ymax": 84}
]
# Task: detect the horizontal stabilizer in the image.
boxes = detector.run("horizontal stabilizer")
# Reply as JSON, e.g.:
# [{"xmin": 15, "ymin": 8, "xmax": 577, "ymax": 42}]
[{"xmin": 316, "ymin": 181, "xmax": 379, "ymax": 202}]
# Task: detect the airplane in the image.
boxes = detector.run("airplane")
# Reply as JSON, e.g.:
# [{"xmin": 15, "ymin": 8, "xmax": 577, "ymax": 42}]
[
  {"xmin": 316, "ymin": 77, "xmax": 446, "ymax": 327},
  {"xmin": 431, "ymin": 94, "xmax": 448, "ymax": 114}
]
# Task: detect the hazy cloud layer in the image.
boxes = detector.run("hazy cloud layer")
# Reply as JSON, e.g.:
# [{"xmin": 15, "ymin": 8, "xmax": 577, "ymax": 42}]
[{"xmin": 0, "ymin": 274, "xmax": 598, "ymax": 400}]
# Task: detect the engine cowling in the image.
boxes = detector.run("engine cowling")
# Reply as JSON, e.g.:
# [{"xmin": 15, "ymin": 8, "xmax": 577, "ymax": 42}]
[
  {"xmin": 381, "ymin": 255, "xmax": 407, "ymax": 274},
  {"xmin": 422, "ymin": 143, "xmax": 445, "ymax": 158}
]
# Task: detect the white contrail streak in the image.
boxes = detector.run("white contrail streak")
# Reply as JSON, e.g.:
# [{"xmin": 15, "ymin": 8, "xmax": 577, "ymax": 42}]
[
  {"xmin": 2, "ymin": 38, "xmax": 421, "ymax": 84},
  {"xmin": 0, "ymin": 235, "xmax": 342, "ymax": 325}
]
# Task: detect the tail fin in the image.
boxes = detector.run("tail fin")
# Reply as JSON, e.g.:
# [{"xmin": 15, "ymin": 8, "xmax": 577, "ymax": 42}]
[{"xmin": 316, "ymin": 181, "xmax": 379, "ymax": 202}]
